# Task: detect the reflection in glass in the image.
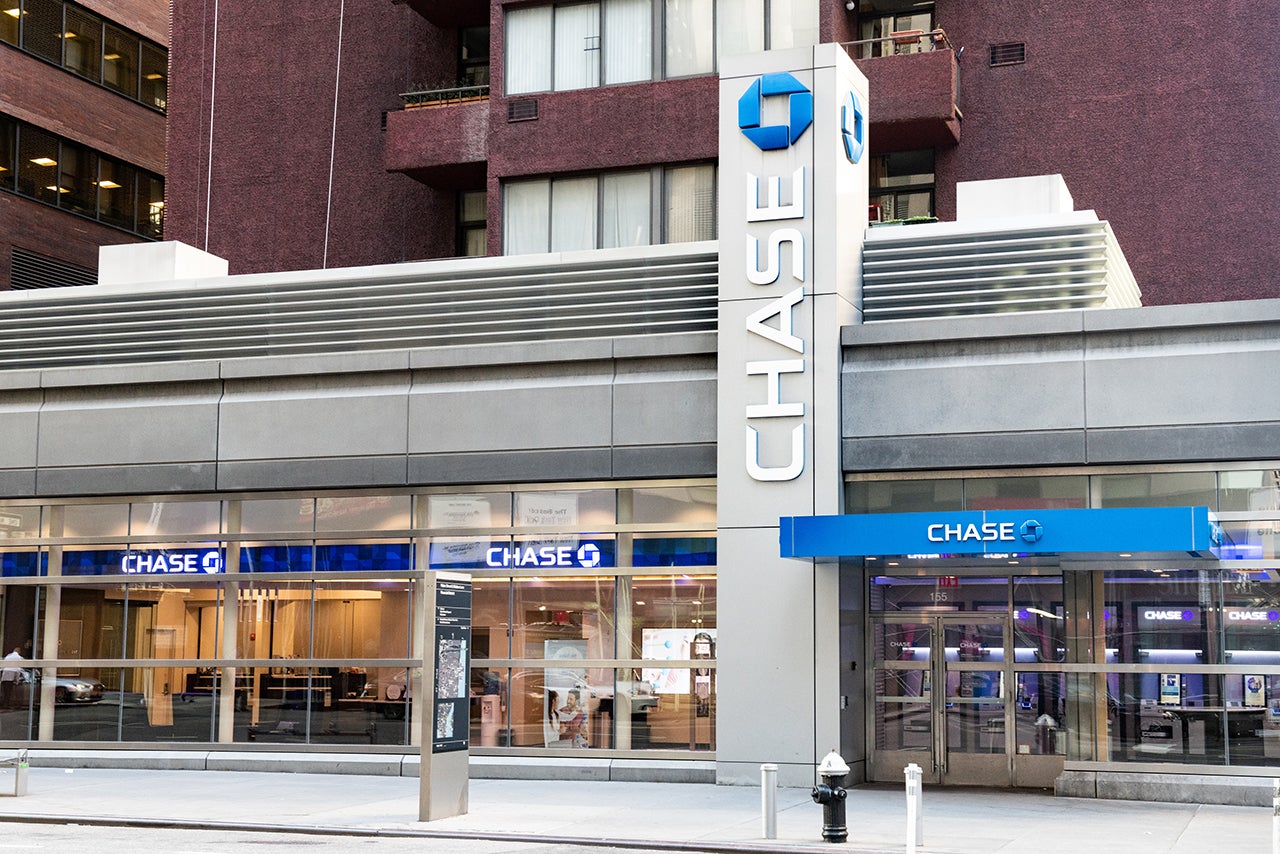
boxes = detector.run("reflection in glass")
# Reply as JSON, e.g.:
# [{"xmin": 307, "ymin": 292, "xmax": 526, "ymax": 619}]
[
  {"xmin": 315, "ymin": 496, "xmax": 410, "ymax": 532},
  {"xmin": 426, "ymin": 492, "xmax": 512, "ymax": 529},
  {"xmin": 130, "ymin": 501, "xmax": 221, "ymax": 536},
  {"xmin": 847, "ymin": 479, "xmax": 962, "ymax": 514},
  {"xmin": 63, "ymin": 504, "xmax": 130, "ymax": 538},
  {"xmin": 1014, "ymin": 672, "xmax": 1065, "ymax": 755},
  {"xmin": 627, "ymin": 485, "xmax": 716, "ymax": 525}
]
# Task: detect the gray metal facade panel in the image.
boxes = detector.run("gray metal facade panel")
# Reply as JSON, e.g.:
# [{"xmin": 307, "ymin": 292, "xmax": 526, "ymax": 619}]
[
  {"xmin": 1086, "ymin": 423, "xmax": 1280, "ymax": 465},
  {"xmin": 216, "ymin": 457, "xmax": 410, "ymax": 492},
  {"xmin": 36, "ymin": 463, "xmax": 218, "ymax": 496},
  {"xmin": 0, "ymin": 331, "xmax": 716, "ymax": 497},
  {"xmin": 217, "ymin": 373, "xmax": 413, "ymax": 461},
  {"xmin": 408, "ymin": 449, "xmax": 615, "ymax": 485},
  {"xmin": 843, "ymin": 432, "xmax": 1088, "ymax": 471},
  {"xmin": 611, "ymin": 444, "xmax": 717, "ymax": 479},
  {"xmin": 841, "ymin": 300, "xmax": 1280, "ymax": 472}
]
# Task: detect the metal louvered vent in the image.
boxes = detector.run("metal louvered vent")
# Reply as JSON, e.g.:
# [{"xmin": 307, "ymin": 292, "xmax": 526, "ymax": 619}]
[
  {"xmin": 508, "ymin": 100, "xmax": 538, "ymax": 122},
  {"xmin": 990, "ymin": 42, "xmax": 1026, "ymax": 66},
  {"xmin": 10, "ymin": 248, "xmax": 98, "ymax": 290},
  {"xmin": 0, "ymin": 245, "xmax": 718, "ymax": 369},
  {"xmin": 861, "ymin": 218, "xmax": 1140, "ymax": 322}
]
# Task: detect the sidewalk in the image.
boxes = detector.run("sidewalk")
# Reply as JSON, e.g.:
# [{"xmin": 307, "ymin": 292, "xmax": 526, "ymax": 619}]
[{"xmin": 0, "ymin": 766, "xmax": 1270, "ymax": 853}]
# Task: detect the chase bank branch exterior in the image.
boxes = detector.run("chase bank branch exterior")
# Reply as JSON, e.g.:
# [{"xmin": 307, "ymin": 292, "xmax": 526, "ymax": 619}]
[{"xmin": 1, "ymin": 46, "xmax": 1279, "ymax": 804}]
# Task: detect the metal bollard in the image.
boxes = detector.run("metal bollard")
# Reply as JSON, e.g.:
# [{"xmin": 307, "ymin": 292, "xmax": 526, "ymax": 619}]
[
  {"xmin": 0, "ymin": 750, "xmax": 27, "ymax": 797},
  {"xmin": 904, "ymin": 763, "xmax": 923, "ymax": 854},
  {"xmin": 761, "ymin": 763, "xmax": 778, "ymax": 839}
]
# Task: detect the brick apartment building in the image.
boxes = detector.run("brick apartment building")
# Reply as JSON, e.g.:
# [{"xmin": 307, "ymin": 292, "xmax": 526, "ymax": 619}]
[{"xmin": 164, "ymin": 0, "xmax": 1279, "ymax": 307}]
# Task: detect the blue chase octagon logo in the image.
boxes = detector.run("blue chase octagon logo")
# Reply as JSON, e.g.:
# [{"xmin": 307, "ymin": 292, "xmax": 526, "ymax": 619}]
[
  {"xmin": 841, "ymin": 90, "xmax": 866, "ymax": 164},
  {"xmin": 738, "ymin": 72, "xmax": 813, "ymax": 151}
]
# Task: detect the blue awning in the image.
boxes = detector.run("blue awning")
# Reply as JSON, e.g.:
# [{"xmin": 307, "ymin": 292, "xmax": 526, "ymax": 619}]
[{"xmin": 780, "ymin": 507, "xmax": 1221, "ymax": 560}]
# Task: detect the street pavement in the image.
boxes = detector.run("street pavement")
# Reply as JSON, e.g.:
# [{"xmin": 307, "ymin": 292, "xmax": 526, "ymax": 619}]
[{"xmin": 0, "ymin": 766, "xmax": 1269, "ymax": 853}]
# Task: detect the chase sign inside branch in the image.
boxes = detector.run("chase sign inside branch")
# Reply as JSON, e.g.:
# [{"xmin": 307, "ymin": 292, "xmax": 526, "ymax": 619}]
[
  {"xmin": 121, "ymin": 549, "xmax": 224, "ymax": 575},
  {"xmin": 779, "ymin": 507, "xmax": 1222, "ymax": 559}
]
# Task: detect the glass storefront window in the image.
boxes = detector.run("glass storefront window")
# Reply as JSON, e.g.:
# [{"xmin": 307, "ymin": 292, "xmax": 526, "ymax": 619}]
[
  {"xmin": 847, "ymin": 479, "xmax": 963, "ymax": 514},
  {"xmin": 631, "ymin": 533, "xmax": 715, "ymax": 566},
  {"xmin": 315, "ymin": 496, "xmax": 410, "ymax": 532},
  {"xmin": 1104, "ymin": 568, "xmax": 1212, "ymax": 665},
  {"xmin": 129, "ymin": 501, "xmax": 222, "ymax": 536},
  {"xmin": 425, "ymin": 493, "xmax": 512, "ymax": 529},
  {"xmin": 240, "ymin": 499, "xmax": 315, "ymax": 534},
  {"xmin": 965, "ymin": 476, "xmax": 1088, "ymax": 511},
  {"xmin": 626, "ymin": 485, "xmax": 716, "ymax": 525},
  {"xmin": 1012, "ymin": 576, "xmax": 1065, "ymax": 663},
  {"xmin": 1220, "ymin": 521, "xmax": 1280, "ymax": 561},
  {"xmin": 313, "ymin": 581, "xmax": 414, "ymax": 659},
  {"xmin": 1219, "ymin": 470, "xmax": 1280, "ymax": 513},
  {"xmin": 511, "ymin": 576, "xmax": 615, "ymax": 659},
  {"xmin": 513, "ymin": 490, "xmax": 615, "ymax": 529},
  {"xmin": 870, "ymin": 575, "xmax": 1007, "ymax": 612},
  {"xmin": 0, "ymin": 506, "xmax": 40, "ymax": 539},
  {"xmin": 472, "ymin": 578, "xmax": 510, "ymax": 659},
  {"xmin": 62, "ymin": 504, "xmax": 129, "ymax": 538},
  {"xmin": 239, "ymin": 542, "xmax": 312, "ymax": 573},
  {"xmin": 1097, "ymin": 472, "xmax": 1217, "ymax": 509},
  {"xmin": 628, "ymin": 575, "xmax": 714, "ymax": 658},
  {"xmin": 313, "ymin": 540, "xmax": 412, "ymax": 573},
  {"xmin": 0, "ymin": 548, "xmax": 42, "ymax": 577},
  {"xmin": 1014, "ymin": 672, "xmax": 1066, "ymax": 755}
]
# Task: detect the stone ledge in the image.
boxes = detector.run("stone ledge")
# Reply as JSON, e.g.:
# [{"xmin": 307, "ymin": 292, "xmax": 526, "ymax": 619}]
[{"xmin": 1057, "ymin": 770, "xmax": 1280, "ymax": 807}]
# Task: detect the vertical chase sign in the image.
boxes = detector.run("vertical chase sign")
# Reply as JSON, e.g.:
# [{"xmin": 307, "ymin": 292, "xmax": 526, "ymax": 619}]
[{"xmin": 718, "ymin": 46, "xmax": 869, "ymax": 528}]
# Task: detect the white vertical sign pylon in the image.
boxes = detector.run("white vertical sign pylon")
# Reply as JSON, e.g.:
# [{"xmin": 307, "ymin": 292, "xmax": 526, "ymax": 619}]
[{"xmin": 715, "ymin": 45, "xmax": 868, "ymax": 785}]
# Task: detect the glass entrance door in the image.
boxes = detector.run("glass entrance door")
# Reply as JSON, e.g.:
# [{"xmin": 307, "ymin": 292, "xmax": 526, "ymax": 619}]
[{"xmin": 871, "ymin": 616, "xmax": 1010, "ymax": 785}]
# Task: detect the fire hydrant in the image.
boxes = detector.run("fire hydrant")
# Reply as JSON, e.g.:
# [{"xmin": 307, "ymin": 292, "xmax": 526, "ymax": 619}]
[{"xmin": 811, "ymin": 749, "xmax": 850, "ymax": 843}]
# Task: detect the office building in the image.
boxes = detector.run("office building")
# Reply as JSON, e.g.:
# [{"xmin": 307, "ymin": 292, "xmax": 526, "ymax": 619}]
[{"xmin": 0, "ymin": 0, "xmax": 167, "ymax": 289}]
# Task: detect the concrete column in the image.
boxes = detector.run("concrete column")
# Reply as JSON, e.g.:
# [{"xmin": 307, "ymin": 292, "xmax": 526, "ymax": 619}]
[
  {"xmin": 37, "ymin": 507, "xmax": 63, "ymax": 742},
  {"xmin": 217, "ymin": 500, "xmax": 242, "ymax": 743}
]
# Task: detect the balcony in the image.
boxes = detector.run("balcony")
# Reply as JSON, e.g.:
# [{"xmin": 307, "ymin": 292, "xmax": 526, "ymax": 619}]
[
  {"xmin": 385, "ymin": 86, "xmax": 489, "ymax": 188},
  {"xmin": 847, "ymin": 32, "xmax": 962, "ymax": 151},
  {"xmin": 392, "ymin": 0, "xmax": 487, "ymax": 28}
]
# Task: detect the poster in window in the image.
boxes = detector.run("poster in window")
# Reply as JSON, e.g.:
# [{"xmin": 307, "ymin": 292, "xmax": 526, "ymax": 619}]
[
  {"xmin": 544, "ymin": 639, "xmax": 589, "ymax": 748},
  {"xmin": 1159, "ymin": 673, "xmax": 1182, "ymax": 706},
  {"xmin": 1245, "ymin": 675, "xmax": 1266, "ymax": 708}
]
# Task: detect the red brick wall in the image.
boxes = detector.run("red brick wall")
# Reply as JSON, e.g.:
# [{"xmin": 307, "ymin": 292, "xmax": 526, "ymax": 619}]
[
  {"xmin": 165, "ymin": 0, "xmax": 457, "ymax": 274},
  {"xmin": 935, "ymin": 0, "xmax": 1280, "ymax": 305},
  {"xmin": 78, "ymin": 0, "xmax": 170, "ymax": 46},
  {"xmin": 0, "ymin": 194, "xmax": 145, "ymax": 289}
]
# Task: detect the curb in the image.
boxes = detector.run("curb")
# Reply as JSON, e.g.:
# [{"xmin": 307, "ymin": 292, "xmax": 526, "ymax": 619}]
[{"xmin": 0, "ymin": 812, "xmax": 898, "ymax": 854}]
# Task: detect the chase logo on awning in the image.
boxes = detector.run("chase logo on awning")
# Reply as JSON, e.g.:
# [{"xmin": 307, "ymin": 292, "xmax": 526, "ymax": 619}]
[{"xmin": 738, "ymin": 72, "xmax": 813, "ymax": 151}]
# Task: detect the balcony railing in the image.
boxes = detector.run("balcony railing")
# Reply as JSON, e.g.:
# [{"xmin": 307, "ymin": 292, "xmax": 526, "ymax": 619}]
[
  {"xmin": 841, "ymin": 28, "xmax": 955, "ymax": 60},
  {"xmin": 400, "ymin": 85, "xmax": 490, "ymax": 110}
]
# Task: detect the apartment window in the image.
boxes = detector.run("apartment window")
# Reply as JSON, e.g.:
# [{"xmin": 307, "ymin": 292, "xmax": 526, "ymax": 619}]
[
  {"xmin": 856, "ymin": 0, "xmax": 934, "ymax": 58},
  {"xmin": 503, "ymin": 164, "xmax": 714, "ymax": 254},
  {"xmin": 3, "ymin": 114, "xmax": 162, "ymax": 238},
  {"xmin": 458, "ymin": 190, "xmax": 487, "ymax": 257},
  {"xmin": 459, "ymin": 26, "xmax": 490, "ymax": 88},
  {"xmin": 869, "ymin": 149, "xmax": 934, "ymax": 221},
  {"xmin": 506, "ymin": 0, "xmax": 814, "ymax": 93},
  {"xmin": 2, "ymin": 0, "xmax": 167, "ymax": 112}
]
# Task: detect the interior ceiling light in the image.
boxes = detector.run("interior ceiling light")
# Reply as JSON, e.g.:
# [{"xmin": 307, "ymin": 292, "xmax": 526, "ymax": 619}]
[
  {"xmin": 97, "ymin": 180, "xmax": 121, "ymax": 189},
  {"xmin": 2, "ymin": 8, "xmax": 21, "ymax": 17},
  {"xmin": 44, "ymin": 186, "xmax": 69, "ymax": 194},
  {"xmin": 104, "ymin": 52, "xmax": 120, "ymax": 60},
  {"xmin": 144, "ymin": 73, "xmax": 164, "ymax": 80},
  {"xmin": 30, "ymin": 157, "xmax": 57, "ymax": 167},
  {"xmin": 61, "ymin": 31, "xmax": 75, "ymax": 38}
]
